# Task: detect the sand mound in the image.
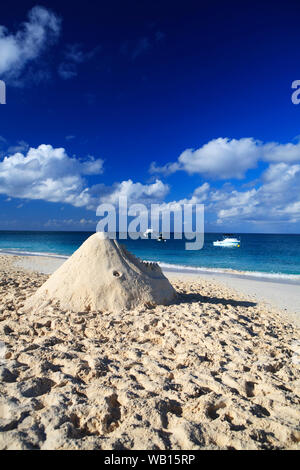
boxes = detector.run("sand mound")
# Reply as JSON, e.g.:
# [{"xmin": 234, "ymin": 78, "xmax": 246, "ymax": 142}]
[{"xmin": 24, "ymin": 233, "xmax": 176, "ymax": 313}]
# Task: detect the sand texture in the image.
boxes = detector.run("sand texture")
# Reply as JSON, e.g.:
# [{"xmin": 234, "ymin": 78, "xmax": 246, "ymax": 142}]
[{"xmin": 0, "ymin": 255, "xmax": 300, "ymax": 450}]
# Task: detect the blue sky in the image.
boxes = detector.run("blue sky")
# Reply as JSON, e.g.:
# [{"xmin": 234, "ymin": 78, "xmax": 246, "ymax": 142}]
[{"xmin": 0, "ymin": 0, "xmax": 300, "ymax": 232}]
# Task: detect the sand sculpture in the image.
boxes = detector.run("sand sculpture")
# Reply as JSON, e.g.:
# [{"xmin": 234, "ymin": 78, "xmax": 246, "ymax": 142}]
[{"xmin": 25, "ymin": 232, "xmax": 176, "ymax": 312}]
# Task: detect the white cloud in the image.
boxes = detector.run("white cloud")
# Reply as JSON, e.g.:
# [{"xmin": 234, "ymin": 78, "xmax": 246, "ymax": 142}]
[
  {"xmin": 262, "ymin": 142, "xmax": 300, "ymax": 163},
  {"xmin": 131, "ymin": 183, "xmax": 210, "ymax": 222},
  {"xmin": 0, "ymin": 6, "xmax": 61, "ymax": 84},
  {"xmin": 178, "ymin": 138, "xmax": 259, "ymax": 179},
  {"xmin": 149, "ymin": 161, "xmax": 180, "ymax": 175},
  {"xmin": 203, "ymin": 163, "xmax": 300, "ymax": 225},
  {"xmin": 1, "ymin": 137, "xmax": 299, "ymax": 230},
  {"xmin": 147, "ymin": 163, "xmax": 300, "ymax": 228},
  {"xmin": 0, "ymin": 144, "xmax": 104, "ymax": 208},
  {"xmin": 0, "ymin": 144, "xmax": 169, "ymax": 212},
  {"xmin": 150, "ymin": 137, "xmax": 300, "ymax": 180},
  {"xmin": 190, "ymin": 182, "xmax": 210, "ymax": 202},
  {"xmin": 96, "ymin": 179, "xmax": 170, "ymax": 206},
  {"xmin": 150, "ymin": 138, "xmax": 260, "ymax": 179}
]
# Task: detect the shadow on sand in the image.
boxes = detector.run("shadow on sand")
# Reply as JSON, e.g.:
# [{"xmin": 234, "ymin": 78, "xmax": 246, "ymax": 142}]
[{"xmin": 175, "ymin": 292, "xmax": 257, "ymax": 309}]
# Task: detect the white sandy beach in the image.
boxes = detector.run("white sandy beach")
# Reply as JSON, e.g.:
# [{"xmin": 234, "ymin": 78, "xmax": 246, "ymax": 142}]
[
  {"xmin": 0, "ymin": 253, "xmax": 300, "ymax": 450},
  {"xmin": 167, "ymin": 271, "xmax": 300, "ymax": 328}
]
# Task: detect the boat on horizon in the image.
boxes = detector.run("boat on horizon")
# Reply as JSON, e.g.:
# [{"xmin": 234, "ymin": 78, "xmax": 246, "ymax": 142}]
[
  {"xmin": 143, "ymin": 228, "xmax": 153, "ymax": 238},
  {"xmin": 157, "ymin": 233, "xmax": 166, "ymax": 243},
  {"xmin": 213, "ymin": 234, "xmax": 240, "ymax": 247},
  {"xmin": 143, "ymin": 229, "xmax": 167, "ymax": 242}
]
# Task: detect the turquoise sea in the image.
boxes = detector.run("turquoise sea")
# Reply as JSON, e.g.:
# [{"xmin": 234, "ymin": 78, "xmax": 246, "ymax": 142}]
[{"xmin": 0, "ymin": 231, "xmax": 300, "ymax": 282}]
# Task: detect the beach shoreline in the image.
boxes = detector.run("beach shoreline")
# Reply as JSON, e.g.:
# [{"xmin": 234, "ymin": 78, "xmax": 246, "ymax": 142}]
[
  {"xmin": 1, "ymin": 249, "xmax": 299, "ymax": 280},
  {"xmin": 7, "ymin": 252, "xmax": 300, "ymax": 327}
]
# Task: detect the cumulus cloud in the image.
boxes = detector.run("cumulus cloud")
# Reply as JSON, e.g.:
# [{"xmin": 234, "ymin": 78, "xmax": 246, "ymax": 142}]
[
  {"xmin": 204, "ymin": 163, "xmax": 300, "ymax": 225},
  {"xmin": 150, "ymin": 138, "xmax": 260, "ymax": 179},
  {"xmin": 262, "ymin": 142, "xmax": 300, "ymax": 163},
  {"xmin": 0, "ymin": 144, "xmax": 169, "ymax": 212},
  {"xmin": 148, "ymin": 136, "xmax": 300, "ymax": 228},
  {"xmin": 0, "ymin": 6, "xmax": 61, "ymax": 84},
  {"xmin": 97, "ymin": 179, "xmax": 169, "ymax": 206},
  {"xmin": 147, "ymin": 162, "xmax": 300, "ymax": 228},
  {"xmin": 179, "ymin": 138, "xmax": 260, "ymax": 179},
  {"xmin": 0, "ymin": 144, "xmax": 104, "ymax": 208},
  {"xmin": 150, "ymin": 137, "xmax": 300, "ymax": 180},
  {"xmin": 2, "ymin": 137, "xmax": 299, "ymax": 230}
]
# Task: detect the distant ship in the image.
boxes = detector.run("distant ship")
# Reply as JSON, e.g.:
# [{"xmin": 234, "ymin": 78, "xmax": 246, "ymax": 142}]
[
  {"xmin": 157, "ymin": 233, "xmax": 166, "ymax": 242},
  {"xmin": 213, "ymin": 234, "xmax": 240, "ymax": 247},
  {"xmin": 143, "ymin": 228, "xmax": 153, "ymax": 238},
  {"xmin": 143, "ymin": 229, "xmax": 166, "ymax": 242}
]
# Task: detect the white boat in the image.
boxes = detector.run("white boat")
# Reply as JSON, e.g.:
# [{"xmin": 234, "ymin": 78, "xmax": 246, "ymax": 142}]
[
  {"xmin": 143, "ymin": 229, "xmax": 166, "ymax": 242},
  {"xmin": 157, "ymin": 233, "xmax": 166, "ymax": 242},
  {"xmin": 213, "ymin": 234, "xmax": 240, "ymax": 247},
  {"xmin": 143, "ymin": 228, "xmax": 153, "ymax": 238}
]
